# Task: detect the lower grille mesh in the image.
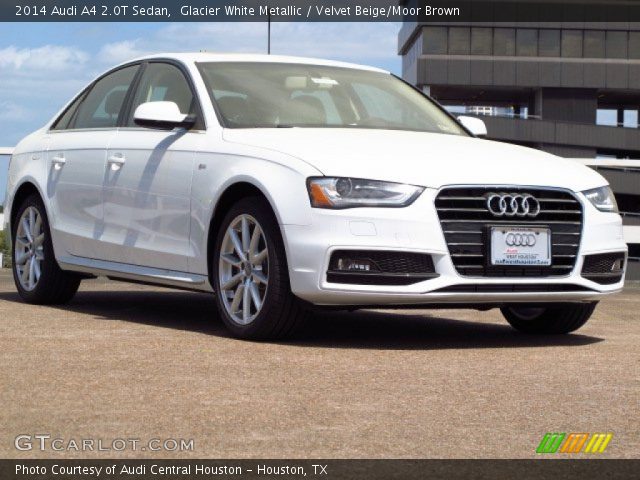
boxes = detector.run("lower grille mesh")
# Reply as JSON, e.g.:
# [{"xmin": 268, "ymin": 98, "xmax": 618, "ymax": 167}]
[{"xmin": 582, "ymin": 252, "xmax": 626, "ymax": 285}]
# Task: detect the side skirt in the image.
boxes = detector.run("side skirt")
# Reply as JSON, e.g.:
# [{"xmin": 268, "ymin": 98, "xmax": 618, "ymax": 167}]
[{"xmin": 57, "ymin": 255, "xmax": 213, "ymax": 293}]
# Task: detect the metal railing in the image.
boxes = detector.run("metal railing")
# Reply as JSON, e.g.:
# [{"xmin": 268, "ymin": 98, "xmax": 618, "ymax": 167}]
[{"xmin": 466, "ymin": 111, "xmax": 640, "ymax": 130}]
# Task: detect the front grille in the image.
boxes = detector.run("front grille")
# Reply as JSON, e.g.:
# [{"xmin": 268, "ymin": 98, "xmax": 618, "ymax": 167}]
[
  {"xmin": 434, "ymin": 284, "xmax": 594, "ymax": 293},
  {"xmin": 435, "ymin": 187, "xmax": 583, "ymax": 277},
  {"xmin": 327, "ymin": 250, "xmax": 437, "ymax": 286},
  {"xmin": 582, "ymin": 252, "xmax": 626, "ymax": 285}
]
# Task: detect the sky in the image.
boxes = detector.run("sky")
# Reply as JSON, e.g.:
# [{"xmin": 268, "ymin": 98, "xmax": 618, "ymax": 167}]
[{"xmin": 0, "ymin": 21, "xmax": 402, "ymax": 202}]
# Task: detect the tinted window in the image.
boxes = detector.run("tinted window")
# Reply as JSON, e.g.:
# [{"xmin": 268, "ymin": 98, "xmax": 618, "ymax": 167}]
[
  {"xmin": 471, "ymin": 27, "xmax": 492, "ymax": 55},
  {"xmin": 539, "ymin": 29, "xmax": 560, "ymax": 57},
  {"xmin": 606, "ymin": 31, "xmax": 628, "ymax": 59},
  {"xmin": 449, "ymin": 27, "xmax": 470, "ymax": 55},
  {"xmin": 51, "ymin": 89, "xmax": 88, "ymax": 130},
  {"xmin": 630, "ymin": 32, "xmax": 640, "ymax": 60},
  {"xmin": 494, "ymin": 29, "xmax": 516, "ymax": 56},
  {"xmin": 423, "ymin": 27, "xmax": 447, "ymax": 55},
  {"xmin": 127, "ymin": 63, "xmax": 196, "ymax": 126},
  {"xmin": 562, "ymin": 30, "xmax": 583, "ymax": 57},
  {"xmin": 584, "ymin": 30, "xmax": 605, "ymax": 58},
  {"xmin": 72, "ymin": 65, "xmax": 138, "ymax": 129},
  {"xmin": 516, "ymin": 29, "xmax": 538, "ymax": 56}
]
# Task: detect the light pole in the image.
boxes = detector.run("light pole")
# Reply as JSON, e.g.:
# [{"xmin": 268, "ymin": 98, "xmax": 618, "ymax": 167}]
[{"xmin": 267, "ymin": 12, "xmax": 271, "ymax": 54}]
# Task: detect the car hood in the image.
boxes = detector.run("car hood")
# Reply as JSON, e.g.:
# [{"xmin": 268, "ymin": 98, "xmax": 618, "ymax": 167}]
[{"xmin": 223, "ymin": 128, "xmax": 607, "ymax": 192}]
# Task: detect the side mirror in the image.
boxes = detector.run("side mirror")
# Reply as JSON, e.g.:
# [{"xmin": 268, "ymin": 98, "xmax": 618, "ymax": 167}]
[
  {"xmin": 457, "ymin": 116, "xmax": 488, "ymax": 137},
  {"xmin": 133, "ymin": 101, "xmax": 195, "ymax": 130}
]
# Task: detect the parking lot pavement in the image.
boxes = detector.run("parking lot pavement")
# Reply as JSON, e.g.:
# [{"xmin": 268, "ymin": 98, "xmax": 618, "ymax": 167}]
[{"xmin": 0, "ymin": 269, "xmax": 638, "ymax": 459}]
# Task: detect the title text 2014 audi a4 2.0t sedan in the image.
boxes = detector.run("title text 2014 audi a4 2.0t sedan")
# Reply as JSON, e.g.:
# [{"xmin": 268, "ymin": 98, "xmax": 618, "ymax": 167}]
[{"xmin": 4, "ymin": 54, "xmax": 627, "ymax": 339}]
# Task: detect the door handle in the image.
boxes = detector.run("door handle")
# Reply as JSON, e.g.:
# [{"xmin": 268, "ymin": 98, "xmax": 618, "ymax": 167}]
[
  {"xmin": 51, "ymin": 154, "xmax": 66, "ymax": 170},
  {"xmin": 108, "ymin": 153, "xmax": 126, "ymax": 170}
]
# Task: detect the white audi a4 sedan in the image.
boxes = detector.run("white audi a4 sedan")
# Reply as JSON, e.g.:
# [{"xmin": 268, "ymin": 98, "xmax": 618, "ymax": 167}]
[{"xmin": 4, "ymin": 53, "xmax": 627, "ymax": 339}]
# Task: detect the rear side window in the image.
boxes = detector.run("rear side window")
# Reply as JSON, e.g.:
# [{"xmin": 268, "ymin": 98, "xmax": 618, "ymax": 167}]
[
  {"xmin": 51, "ymin": 90, "xmax": 88, "ymax": 130},
  {"xmin": 127, "ymin": 63, "xmax": 198, "ymax": 126},
  {"xmin": 71, "ymin": 65, "xmax": 139, "ymax": 130}
]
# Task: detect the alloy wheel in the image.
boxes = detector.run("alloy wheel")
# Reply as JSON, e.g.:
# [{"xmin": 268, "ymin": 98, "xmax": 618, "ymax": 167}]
[
  {"xmin": 218, "ymin": 214, "xmax": 269, "ymax": 325},
  {"xmin": 15, "ymin": 206, "xmax": 45, "ymax": 291}
]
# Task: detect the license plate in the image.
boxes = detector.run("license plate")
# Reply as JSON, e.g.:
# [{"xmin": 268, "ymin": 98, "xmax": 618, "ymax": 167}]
[{"xmin": 490, "ymin": 226, "xmax": 551, "ymax": 266}]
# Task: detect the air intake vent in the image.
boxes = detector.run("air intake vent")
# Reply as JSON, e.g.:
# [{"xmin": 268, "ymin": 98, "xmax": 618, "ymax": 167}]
[
  {"xmin": 435, "ymin": 187, "xmax": 583, "ymax": 278},
  {"xmin": 582, "ymin": 252, "xmax": 626, "ymax": 285},
  {"xmin": 327, "ymin": 250, "xmax": 437, "ymax": 286}
]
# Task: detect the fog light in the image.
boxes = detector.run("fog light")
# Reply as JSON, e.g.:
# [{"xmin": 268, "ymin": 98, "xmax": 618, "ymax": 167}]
[
  {"xmin": 336, "ymin": 257, "xmax": 378, "ymax": 272},
  {"xmin": 611, "ymin": 259, "xmax": 624, "ymax": 272}
]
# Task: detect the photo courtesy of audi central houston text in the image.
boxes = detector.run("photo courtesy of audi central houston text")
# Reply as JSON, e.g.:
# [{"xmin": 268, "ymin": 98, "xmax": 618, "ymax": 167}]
[
  {"xmin": 3, "ymin": 53, "xmax": 627, "ymax": 339},
  {"xmin": 0, "ymin": 0, "xmax": 639, "ymax": 476}
]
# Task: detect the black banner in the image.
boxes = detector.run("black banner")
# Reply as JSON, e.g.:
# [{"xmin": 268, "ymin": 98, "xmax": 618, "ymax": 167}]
[
  {"xmin": 4, "ymin": 1, "xmax": 640, "ymax": 22},
  {"xmin": 2, "ymin": 459, "xmax": 640, "ymax": 480}
]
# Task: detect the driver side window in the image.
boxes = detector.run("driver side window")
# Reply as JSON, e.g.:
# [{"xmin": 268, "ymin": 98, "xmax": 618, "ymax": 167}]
[{"xmin": 127, "ymin": 63, "xmax": 198, "ymax": 127}]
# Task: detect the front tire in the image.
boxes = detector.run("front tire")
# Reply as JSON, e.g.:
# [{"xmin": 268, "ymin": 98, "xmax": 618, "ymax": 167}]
[
  {"xmin": 501, "ymin": 302, "xmax": 598, "ymax": 334},
  {"xmin": 212, "ymin": 196, "xmax": 309, "ymax": 340},
  {"xmin": 12, "ymin": 194, "xmax": 81, "ymax": 304}
]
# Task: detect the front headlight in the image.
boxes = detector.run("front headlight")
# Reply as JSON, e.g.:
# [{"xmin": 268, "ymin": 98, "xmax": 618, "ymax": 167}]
[
  {"xmin": 307, "ymin": 177, "xmax": 424, "ymax": 209},
  {"xmin": 583, "ymin": 186, "xmax": 619, "ymax": 213}
]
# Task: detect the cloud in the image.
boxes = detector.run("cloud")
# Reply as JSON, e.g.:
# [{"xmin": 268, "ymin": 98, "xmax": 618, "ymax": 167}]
[
  {"xmin": 97, "ymin": 22, "xmax": 400, "ymax": 67},
  {"xmin": 0, "ymin": 101, "xmax": 31, "ymax": 121},
  {"xmin": 98, "ymin": 40, "xmax": 149, "ymax": 64},
  {"xmin": 0, "ymin": 45, "xmax": 89, "ymax": 71}
]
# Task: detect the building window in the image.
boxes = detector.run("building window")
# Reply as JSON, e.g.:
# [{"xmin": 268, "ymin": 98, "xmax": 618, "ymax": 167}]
[
  {"xmin": 494, "ymin": 28, "xmax": 516, "ymax": 56},
  {"xmin": 624, "ymin": 110, "xmax": 639, "ymax": 128},
  {"xmin": 606, "ymin": 31, "xmax": 628, "ymax": 59},
  {"xmin": 584, "ymin": 30, "xmax": 606, "ymax": 58},
  {"xmin": 423, "ymin": 26, "xmax": 447, "ymax": 55},
  {"xmin": 516, "ymin": 29, "xmax": 538, "ymax": 56},
  {"xmin": 449, "ymin": 27, "xmax": 471, "ymax": 55},
  {"xmin": 471, "ymin": 27, "xmax": 492, "ymax": 55},
  {"xmin": 597, "ymin": 109, "xmax": 617, "ymax": 126},
  {"xmin": 561, "ymin": 30, "xmax": 583, "ymax": 57},
  {"xmin": 630, "ymin": 32, "xmax": 640, "ymax": 60},
  {"xmin": 538, "ymin": 29, "xmax": 560, "ymax": 57}
]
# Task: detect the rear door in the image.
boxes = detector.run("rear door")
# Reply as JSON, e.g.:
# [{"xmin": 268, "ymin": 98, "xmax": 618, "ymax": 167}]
[
  {"xmin": 101, "ymin": 61, "xmax": 204, "ymax": 271},
  {"xmin": 47, "ymin": 64, "xmax": 140, "ymax": 260}
]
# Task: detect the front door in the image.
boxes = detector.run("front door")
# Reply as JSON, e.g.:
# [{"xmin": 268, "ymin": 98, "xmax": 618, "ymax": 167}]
[{"xmin": 101, "ymin": 62, "xmax": 204, "ymax": 271}]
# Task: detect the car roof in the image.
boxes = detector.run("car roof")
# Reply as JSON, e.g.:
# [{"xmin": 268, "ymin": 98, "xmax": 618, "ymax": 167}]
[{"xmin": 126, "ymin": 52, "xmax": 389, "ymax": 74}]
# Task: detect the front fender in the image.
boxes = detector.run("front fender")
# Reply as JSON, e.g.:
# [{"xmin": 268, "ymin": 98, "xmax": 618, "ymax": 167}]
[{"xmin": 189, "ymin": 151, "xmax": 321, "ymax": 275}]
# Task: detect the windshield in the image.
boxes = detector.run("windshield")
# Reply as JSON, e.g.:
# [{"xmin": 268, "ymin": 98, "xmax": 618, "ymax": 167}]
[{"xmin": 198, "ymin": 62, "xmax": 467, "ymax": 135}]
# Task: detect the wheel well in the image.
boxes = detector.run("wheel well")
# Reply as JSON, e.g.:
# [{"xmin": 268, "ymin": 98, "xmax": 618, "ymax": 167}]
[
  {"xmin": 207, "ymin": 182, "xmax": 274, "ymax": 283},
  {"xmin": 10, "ymin": 182, "xmax": 41, "ymax": 232}
]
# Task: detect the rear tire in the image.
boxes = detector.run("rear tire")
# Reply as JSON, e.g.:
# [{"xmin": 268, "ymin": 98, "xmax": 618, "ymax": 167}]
[
  {"xmin": 501, "ymin": 302, "xmax": 598, "ymax": 334},
  {"xmin": 212, "ymin": 196, "xmax": 309, "ymax": 340},
  {"xmin": 12, "ymin": 194, "xmax": 81, "ymax": 305}
]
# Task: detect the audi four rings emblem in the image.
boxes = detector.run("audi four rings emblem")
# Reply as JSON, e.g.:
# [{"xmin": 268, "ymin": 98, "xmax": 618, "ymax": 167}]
[
  {"xmin": 486, "ymin": 193, "xmax": 541, "ymax": 217},
  {"xmin": 505, "ymin": 233, "xmax": 537, "ymax": 247}
]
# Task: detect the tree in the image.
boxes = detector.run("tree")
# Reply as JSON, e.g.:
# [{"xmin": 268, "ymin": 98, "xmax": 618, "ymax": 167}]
[{"xmin": 0, "ymin": 230, "xmax": 9, "ymax": 268}]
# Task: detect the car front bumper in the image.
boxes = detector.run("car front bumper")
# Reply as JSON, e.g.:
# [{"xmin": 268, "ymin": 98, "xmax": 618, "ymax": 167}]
[{"xmin": 283, "ymin": 188, "xmax": 627, "ymax": 306}]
